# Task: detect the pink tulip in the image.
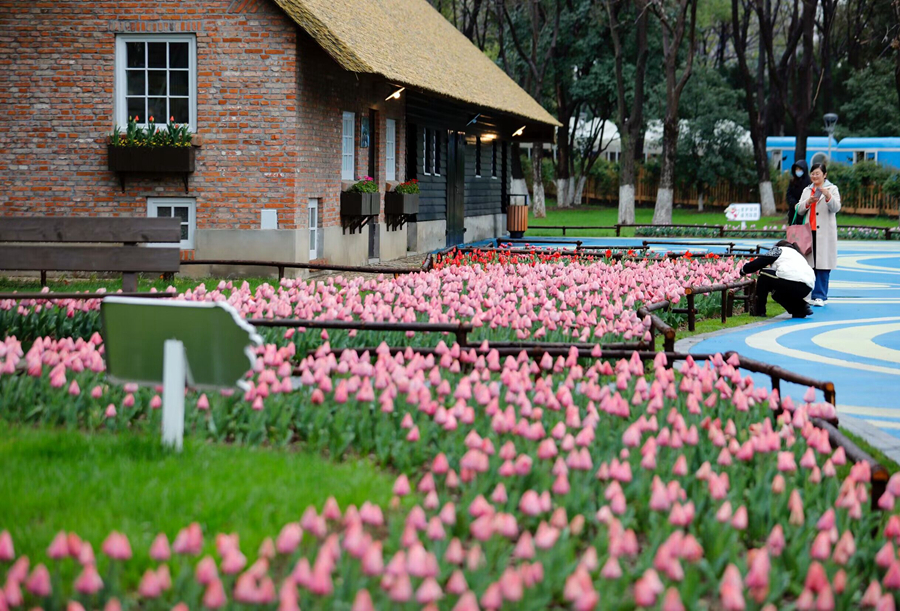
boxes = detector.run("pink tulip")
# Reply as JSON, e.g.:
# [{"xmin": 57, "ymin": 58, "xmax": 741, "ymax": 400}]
[
  {"xmin": 203, "ymin": 579, "xmax": 227, "ymax": 609},
  {"xmin": 47, "ymin": 531, "xmax": 69, "ymax": 559},
  {"xmin": 74, "ymin": 564, "xmax": 104, "ymax": 595},
  {"xmin": 885, "ymin": 560, "xmax": 900, "ymax": 590},
  {"xmin": 25, "ymin": 564, "xmax": 51, "ymax": 597},
  {"xmin": 101, "ymin": 531, "xmax": 132, "ymax": 560},
  {"xmin": 148, "ymin": 533, "xmax": 171, "ymax": 561},
  {"xmin": 661, "ymin": 587, "xmax": 684, "ymax": 611},
  {"xmin": 138, "ymin": 569, "xmax": 162, "ymax": 599},
  {"xmin": 0, "ymin": 531, "xmax": 13, "ymax": 561},
  {"xmin": 195, "ymin": 556, "xmax": 219, "ymax": 586}
]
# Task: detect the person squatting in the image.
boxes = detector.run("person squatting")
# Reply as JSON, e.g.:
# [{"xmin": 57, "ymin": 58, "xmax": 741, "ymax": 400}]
[{"xmin": 740, "ymin": 240, "xmax": 816, "ymax": 319}]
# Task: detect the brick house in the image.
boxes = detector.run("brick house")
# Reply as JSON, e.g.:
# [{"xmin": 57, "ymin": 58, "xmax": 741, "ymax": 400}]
[{"xmin": 0, "ymin": 0, "xmax": 557, "ymax": 270}]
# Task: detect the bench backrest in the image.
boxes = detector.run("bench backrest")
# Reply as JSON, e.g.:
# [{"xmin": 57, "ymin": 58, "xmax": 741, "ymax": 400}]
[{"xmin": 0, "ymin": 216, "xmax": 182, "ymax": 274}]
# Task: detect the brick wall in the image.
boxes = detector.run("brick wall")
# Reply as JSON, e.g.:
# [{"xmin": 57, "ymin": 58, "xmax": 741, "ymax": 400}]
[
  {"xmin": 294, "ymin": 30, "xmax": 406, "ymax": 232},
  {"xmin": 0, "ymin": 0, "xmax": 406, "ymax": 244}
]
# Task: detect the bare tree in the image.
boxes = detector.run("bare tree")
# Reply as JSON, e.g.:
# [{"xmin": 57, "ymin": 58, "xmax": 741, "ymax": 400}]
[
  {"xmin": 604, "ymin": 0, "xmax": 649, "ymax": 224},
  {"xmin": 650, "ymin": 0, "xmax": 698, "ymax": 225},
  {"xmin": 498, "ymin": 0, "xmax": 561, "ymax": 218}
]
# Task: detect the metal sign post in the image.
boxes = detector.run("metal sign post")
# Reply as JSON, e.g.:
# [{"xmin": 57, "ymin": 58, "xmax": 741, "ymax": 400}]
[
  {"xmin": 724, "ymin": 203, "xmax": 762, "ymax": 231},
  {"xmin": 101, "ymin": 297, "xmax": 262, "ymax": 452}
]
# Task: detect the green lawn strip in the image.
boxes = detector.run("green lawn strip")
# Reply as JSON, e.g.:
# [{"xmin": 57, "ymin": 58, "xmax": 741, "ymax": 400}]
[
  {"xmin": 526, "ymin": 202, "xmax": 897, "ymax": 237},
  {"xmin": 842, "ymin": 430, "xmax": 900, "ymax": 472},
  {"xmin": 0, "ymin": 423, "xmax": 394, "ymax": 588}
]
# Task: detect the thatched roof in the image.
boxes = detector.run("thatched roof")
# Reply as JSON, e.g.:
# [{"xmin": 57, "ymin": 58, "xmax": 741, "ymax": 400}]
[{"xmin": 271, "ymin": 0, "xmax": 560, "ymax": 127}]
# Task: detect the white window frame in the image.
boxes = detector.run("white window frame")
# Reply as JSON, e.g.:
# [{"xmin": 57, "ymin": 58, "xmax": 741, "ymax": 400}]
[
  {"xmin": 423, "ymin": 128, "xmax": 432, "ymax": 176},
  {"xmin": 385, "ymin": 119, "xmax": 397, "ymax": 181},
  {"xmin": 475, "ymin": 136, "xmax": 482, "ymax": 178},
  {"xmin": 147, "ymin": 197, "xmax": 196, "ymax": 249},
  {"xmin": 491, "ymin": 139, "xmax": 498, "ymax": 178},
  {"xmin": 308, "ymin": 199, "xmax": 319, "ymax": 260},
  {"xmin": 115, "ymin": 34, "xmax": 197, "ymax": 131},
  {"xmin": 433, "ymin": 130, "xmax": 441, "ymax": 177},
  {"xmin": 342, "ymin": 112, "xmax": 355, "ymax": 180}
]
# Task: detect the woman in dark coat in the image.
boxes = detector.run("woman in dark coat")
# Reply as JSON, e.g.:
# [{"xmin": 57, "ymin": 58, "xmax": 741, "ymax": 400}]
[{"xmin": 786, "ymin": 160, "xmax": 810, "ymax": 226}]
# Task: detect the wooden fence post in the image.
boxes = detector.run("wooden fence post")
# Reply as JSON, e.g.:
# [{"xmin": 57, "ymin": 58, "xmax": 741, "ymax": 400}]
[{"xmin": 686, "ymin": 291, "xmax": 696, "ymax": 332}]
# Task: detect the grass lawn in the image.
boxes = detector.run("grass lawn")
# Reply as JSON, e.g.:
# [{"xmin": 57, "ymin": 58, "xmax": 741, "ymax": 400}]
[
  {"xmin": 527, "ymin": 202, "xmax": 898, "ymax": 237},
  {"xmin": 0, "ymin": 424, "xmax": 394, "ymax": 586}
]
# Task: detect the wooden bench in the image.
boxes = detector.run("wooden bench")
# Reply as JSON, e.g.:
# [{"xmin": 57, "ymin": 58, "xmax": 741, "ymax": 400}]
[{"xmin": 0, "ymin": 217, "xmax": 181, "ymax": 292}]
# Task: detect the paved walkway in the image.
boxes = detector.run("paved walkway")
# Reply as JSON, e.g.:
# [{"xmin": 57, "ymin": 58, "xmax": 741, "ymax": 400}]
[{"xmin": 468, "ymin": 235, "xmax": 900, "ymax": 460}]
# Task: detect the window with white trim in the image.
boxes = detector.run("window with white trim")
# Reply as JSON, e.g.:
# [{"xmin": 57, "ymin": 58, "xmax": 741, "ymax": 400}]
[
  {"xmin": 308, "ymin": 199, "xmax": 319, "ymax": 260},
  {"xmin": 385, "ymin": 119, "xmax": 396, "ymax": 181},
  {"xmin": 148, "ymin": 198, "xmax": 196, "ymax": 249},
  {"xmin": 491, "ymin": 140, "xmax": 498, "ymax": 178},
  {"xmin": 424, "ymin": 128, "xmax": 433, "ymax": 176},
  {"xmin": 116, "ymin": 35, "xmax": 197, "ymax": 130},
  {"xmin": 342, "ymin": 112, "xmax": 355, "ymax": 180},
  {"xmin": 433, "ymin": 130, "xmax": 441, "ymax": 176},
  {"xmin": 475, "ymin": 136, "xmax": 482, "ymax": 177}
]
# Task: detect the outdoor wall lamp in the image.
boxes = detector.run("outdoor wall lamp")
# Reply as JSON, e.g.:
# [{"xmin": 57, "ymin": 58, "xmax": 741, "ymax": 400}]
[
  {"xmin": 512, "ymin": 126, "xmax": 526, "ymax": 137},
  {"xmin": 385, "ymin": 87, "xmax": 405, "ymax": 101}
]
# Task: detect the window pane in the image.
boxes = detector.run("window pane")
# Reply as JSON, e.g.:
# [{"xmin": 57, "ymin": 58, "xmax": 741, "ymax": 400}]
[
  {"xmin": 127, "ymin": 97, "xmax": 145, "ymax": 122},
  {"xmin": 148, "ymin": 70, "xmax": 167, "ymax": 96},
  {"xmin": 157, "ymin": 206, "xmax": 171, "ymax": 217},
  {"xmin": 169, "ymin": 70, "xmax": 188, "ymax": 96},
  {"xmin": 148, "ymin": 42, "xmax": 167, "ymax": 68},
  {"xmin": 174, "ymin": 207, "xmax": 189, "ymax": 222},
  {"xmin": 310, "ymin": 229, "xmax": 316, "ymax": 249},
  {"xmin": 126, "ymin": 42, "xmax": 145, "ymax": 68},
  {"xmin": 126, "ymin": 70, "xmax": 145, "ymax": 96},
  {"xmin": 169, "ymin": 42, "xmax": 189, "ymax": 68},
  {"xmin": 169, "ymin": 98, "xmax": 189, "ymax": 124},
  {"xmin": 147, "ymin": 98, "xmax": 167, "ymax": 123},
  {"xmin": 180, "ymin": 224, "xmax": 189, "ymax": 241},
  {"xmin": 309, "ymin": 208, "xmax": 315, "ymax": 226}
]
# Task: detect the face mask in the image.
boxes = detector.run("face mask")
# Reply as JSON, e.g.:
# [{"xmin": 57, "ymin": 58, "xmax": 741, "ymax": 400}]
[{"xmin": 795, "ymin": 170, "xmax": 804, "ymax": 178}]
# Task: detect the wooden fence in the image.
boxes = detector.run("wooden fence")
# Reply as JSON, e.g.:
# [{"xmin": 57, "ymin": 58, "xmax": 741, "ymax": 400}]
[{"xmin": 547, "ymin": 167, "xmax": 900, "ymax": 217}]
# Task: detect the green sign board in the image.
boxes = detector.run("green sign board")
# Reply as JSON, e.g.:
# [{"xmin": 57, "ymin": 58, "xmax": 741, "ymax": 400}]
[{"xmin": 101, "ymin": 297, "xmax": 261, "ymax": 389}]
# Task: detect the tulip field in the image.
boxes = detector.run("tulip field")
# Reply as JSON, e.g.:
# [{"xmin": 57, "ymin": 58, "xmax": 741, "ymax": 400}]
[{"xmin": 2, "ymin": 251, "xmax": 899, "ymax": 610}]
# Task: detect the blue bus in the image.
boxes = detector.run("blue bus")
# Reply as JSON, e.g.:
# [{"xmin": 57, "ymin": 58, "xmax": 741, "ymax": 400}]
[
  {"xmin": 835, "ymin": 138, "xmax": 900, "ymax": 169},
  {"xmin": 767, "ymin": 136, "xmax": 900, "ymax": 171},
  {"xmin": 766, "ymin": 136, "xmax": 835, "ymax": 171}
]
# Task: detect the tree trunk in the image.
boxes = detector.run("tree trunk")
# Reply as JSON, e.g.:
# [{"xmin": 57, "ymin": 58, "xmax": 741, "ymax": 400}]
[
  {"xmin": 653, "ymin": 117, "xmax": 679, "ymax": 224},
  {"xmin": 733, "ymin": 0, "xmax": 778, "ymax": 217},
  {"xmin": 556, "ymin": 178, "xmax": 570, "ymax": 209},
  {"xmin": 618, "ymin": 129, "xmax": 636, "ymax": 224},
  {"xmin": 531, "ymin": 148, "xmax": 546, "ymax": 218},
  {"xmin": 759, "ymin": 181, "xmax": 776, "ymax": 219},
  {"xmin": 574, "ymin": 175, "xmax": 586, "ymax": 206},
  {"xmin": 555, "ymin": 117, "xmax": 571, "ymax": 208},
  {"xmin": 792, "ymin": 0, "xmax": 816, "ymax": 164}
]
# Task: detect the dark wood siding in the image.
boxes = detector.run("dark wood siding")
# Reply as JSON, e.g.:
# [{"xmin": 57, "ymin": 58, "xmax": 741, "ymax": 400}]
[
  {"xmin": 412, "ymin": 126, "xmax": 448, "ymax": 222},
  {"xmin": 464, "ymin": 137, "xmax": 509, "ymax": 217}
]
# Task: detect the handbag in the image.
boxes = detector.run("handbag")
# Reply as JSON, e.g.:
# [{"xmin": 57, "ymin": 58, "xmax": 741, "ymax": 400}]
[{"xmin": 786, "ymin": 207, "xmax": 813, "ymax": 255}]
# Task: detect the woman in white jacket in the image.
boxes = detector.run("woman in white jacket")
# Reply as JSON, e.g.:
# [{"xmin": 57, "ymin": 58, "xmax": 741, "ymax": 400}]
[
  {"xmin": 740, "ymin": 240, "xmax": 816, "ymax": 318},
  {"xmin": 794, "ymin": 163, "xmax": 841, "ymax": 306}
]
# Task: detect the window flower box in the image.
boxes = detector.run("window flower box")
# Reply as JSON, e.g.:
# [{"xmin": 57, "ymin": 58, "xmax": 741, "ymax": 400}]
[
  {"xmin": 108, "ymin": 144, "xmax": 196, "ymax": 174},
  {"xmin": 384, "ymin": 192, "xmax": 419, "ymax": 215},
  {"xmin": 340, "ymin": 192, "xmax": 380, "ymax": 217}
]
